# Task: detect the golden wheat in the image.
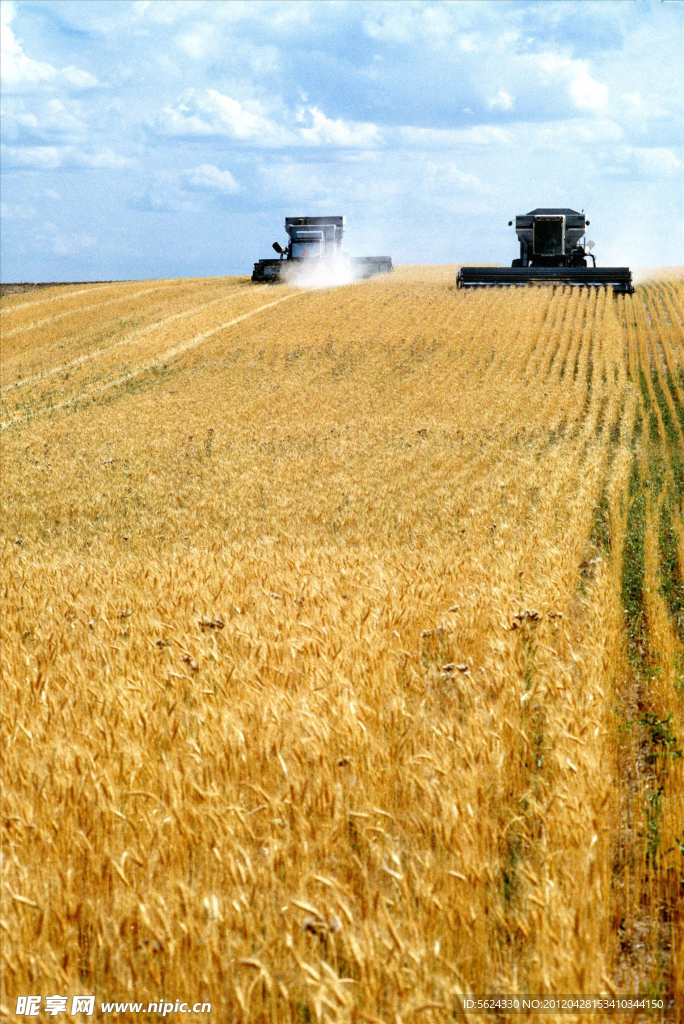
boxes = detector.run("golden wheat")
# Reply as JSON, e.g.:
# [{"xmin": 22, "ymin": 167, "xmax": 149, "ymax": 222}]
[{"xmin": 1, "ymin": 267, "xmax": 682, "ymax": 1022}]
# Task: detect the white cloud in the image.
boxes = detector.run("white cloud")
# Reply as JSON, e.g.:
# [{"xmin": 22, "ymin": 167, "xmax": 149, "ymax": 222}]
[
  {"xmin": 175, "ymin": 23, "xmax": 216, "ymax": 60},
  {"xmin": 298, "ymin": 107, "xmax": 380, "ymax": 148},
  {"xmin": 537, "ymin": 54, "xmax": 608, "ymax": 112},
  {"xmin": 623, "ymin": 92, "xmax": 642, "ymax": 113},
  {"xmin": 156, "ymin": 88, "xmax": 295, "ymax": 146},
  {"xmin": 2, "ymin": 96, "xmax": 90, "ymax": 142},
  {"xmin": 570, "ymin": 68, "xmax": 608, "ymax": 112},
  {"xmin": 488, "ymin": 90, "xmax": 514, "ymax": 111},
  {"xmin": 0, "ymin": 201, "xmax": 36, "ymax": 220},
  {"xmin": 458, "ymin": 34, "xmax": 480, "ymax": 54},
  {"xmin": 181, "ymin": 164, "xmax": 240, "ymax": 193},
  {"xmin": 1, "ymin": 0, "xmax": 681, "ymax": 277},
  {"xmin": 397, "ymin": 125, "xmax": 513, "ymax": 148},
  {"xmin": 130, "ymin": 164, "xmax": 241, "ymax": 213},
  {"xmin": 2, "ymin": 145, "xmax": 133, "ymax": 169},
  {"xmin": 528, "ymin": 118, "xmax": 624, "ymax": 149},
  {"xmin": 36, "ymin": 224, "xmax": 97, "ymax": 255},
  {"xmin": 132, "ymin": 0, "xmax": 208, "ymax": 25},
  {"xmin": 254, "ymin": 158, "xmax": 332, "ymax": 204},
  {"xmin": 421, "ymin": 159, "xmax": 489, "ymax": 197},
  {"xmin": 0, "ymin": 0, "xmax": 98, "ymax": 92},
  {"xmin": 130, "ymin": 189, "xmax": 199, "ymax": 214},
  {"xmin": 156, "ymin": 89, "xmax": 381, "ymax": 149},
  {"xmin": 363, "ymin": 4, "xmax": 460, "ymax": 48},
  {"xmin": 3, "ymin": 145, "xmax": 65, "ymax": 168},
  {"xmin": 614, "ymin": 146, "xmax": 682, "ymax": 179},
  {"xmin": 131, "ymin": 191, "xmax": 199, "ymax": 214},
  {"xmin": 79, "ymin": 148, "xmax": 134, "ymax": 169}
]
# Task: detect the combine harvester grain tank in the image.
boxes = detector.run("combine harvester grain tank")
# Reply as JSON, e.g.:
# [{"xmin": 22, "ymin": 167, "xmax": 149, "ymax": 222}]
[
  {"xmin": 252, "ymin": 216, "xmax": 392, "ymax": 283},
  {"xmin": 457, "ymin": 208, "xmax": 633, "ymax": 294}
]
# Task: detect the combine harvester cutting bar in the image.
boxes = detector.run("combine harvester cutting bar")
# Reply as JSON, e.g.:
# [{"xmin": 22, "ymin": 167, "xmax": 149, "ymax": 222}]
[
  {"xmin": 252, "ymin": 216, "xmax": 392, "ymax": 283},
  {"xmin": 457, "ymin": 209, "xmax": 633, "ymax": 295}
]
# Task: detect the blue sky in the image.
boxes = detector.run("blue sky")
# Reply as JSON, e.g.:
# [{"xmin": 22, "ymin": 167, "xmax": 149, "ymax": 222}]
[{"xmin": 1, "ymin": 0, "xmax": 682, "ymax": 282}]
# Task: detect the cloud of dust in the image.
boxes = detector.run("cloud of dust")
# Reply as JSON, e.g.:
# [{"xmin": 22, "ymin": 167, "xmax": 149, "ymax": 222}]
[
  {"xmin": 630, "ymin": 267, "xmax": 684, "ymax": 286},
  {"xmin": 285, "ymin": 255, "xmax": 364, "ymax": 290},
  {"xmin": 630, "ymin": 267, "xmax": 656, "ymax": 286}
]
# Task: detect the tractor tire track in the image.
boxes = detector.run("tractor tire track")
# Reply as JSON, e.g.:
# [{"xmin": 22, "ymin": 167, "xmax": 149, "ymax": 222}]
[
  {"xmin": 2, "ymin": 285, "xmax": 180, "ymax": 339},
  {"xmin": 0, "ymin": 283, "xmax": 117, "ymax": 314},
  {"xmin": 1, "ymin": 288, "xmax": 247, "ymax": 393},
  {"xmin": 1, "ymin": 292, "xmax": 302, "ymax": 428}
]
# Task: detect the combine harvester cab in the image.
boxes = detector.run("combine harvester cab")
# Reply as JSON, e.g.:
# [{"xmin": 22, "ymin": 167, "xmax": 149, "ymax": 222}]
[
  {"xmin": 456, "ymin": 209, "xmax": 633, "ymax": 294},
  {"xmin": 252, "ymin": 216, "xmax": 392, "ymax": 283}
]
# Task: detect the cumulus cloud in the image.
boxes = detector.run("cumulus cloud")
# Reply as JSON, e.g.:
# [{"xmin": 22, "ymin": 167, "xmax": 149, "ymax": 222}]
[
  {"xmin": 132, "ymin": 0, "xmax": 211, "ymax": 26},
  {"xmin": 129, "ymin": 187, "xmax": 199, "ymax": 214},
  {"xmin": 181, "ymin": 164, "xmax": 241, "ymax": 193},
  {"xmin": 1, "ymin": 0, "xmax": 681, "ymax": 279},
  {"xmin": 537, "ymin": 54, "xmax": 608, "ymax": 112},
  {"xmin": 155, "ymin": 89, "xmax": 295, "ymax": 145},
  {"xmin": 2, "ymin": 145, "xmax": 134, "ymax": 169},
  {"xmin": 622, "ymin": 92, "xmax": 642, "ymax": 114},
  {"xmin": 127, "ymin": 190, "xmax": 197, "ymax": 214},
  {"xmin": 529, "ymin": 118, "xmax": 624, "ymax": 149},
  {"xmin": 130, "ymin": 164, "xmax": 241, "ymax": 213},
  {"xmin": 175, "ymin": 23, "xmax": 216, "ymax": 61},
  {"xmin": 2, "ymin": 97, "xmax": 90, "ymax": 144},
  {"xmin": 0, "ymin": 1, "xmax": 98, "ymax": 92},
  {"xmin": 420, "ymin": 159, "xmax": 489, "ymax": 200},
  {"xmin": 252, "ymin": 149, "xmax": 488, "ymax": 214},
  {"xmin": 488, "ymin": 90, "xmax": 514, "ymax": 111},
  {"xmin": 397, "ymin": 125, "xmax": 513, "ymax": 148},
  {"xmin": 0, "ymin": 200, "xmax": 36, "ymax": 220},
  {"xmin": 363, "ymin": 4, "xmax": 460, "ymax": 47},
  {"xmin": 253, "ymin": 158, "xmax": 334, "ymax": 205},
  {"xmin": 570, "ymin": 68, "xmax": 608, "ymax": 112},
  {"xmin": 155, "ymin": 89, "xmax": 382, "ymax": 149},
  {"xmin": 602, "ymin": 146, "xmax": 682, "ymax": 180},
  {"xmin": 297, "ymin": 107, "xmax": 380, "ymax": 147},
  {"xmin": 36, "ymin": 223, "xmax": 97, "ymax": 256}
]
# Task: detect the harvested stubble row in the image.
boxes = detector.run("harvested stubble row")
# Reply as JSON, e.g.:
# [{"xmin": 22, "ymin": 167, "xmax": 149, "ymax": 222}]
[{"xmin": 1, "ymin": 266, "xmax": 683, "ymax": 1022}]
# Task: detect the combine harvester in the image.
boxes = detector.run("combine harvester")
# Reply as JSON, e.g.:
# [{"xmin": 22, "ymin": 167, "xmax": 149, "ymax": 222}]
[
  {"xmin": 252, "ymin": 216, "xmax": 392, "ymax": 283},
  {"xmin": 457, "ymin": 208, "xmax": 633, "ymax": 294}
]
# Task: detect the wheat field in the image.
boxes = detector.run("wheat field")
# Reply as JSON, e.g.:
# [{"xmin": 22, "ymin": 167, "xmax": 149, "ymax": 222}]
[{"xmin": 1, "ymin": 266, "xmax": 683, "ymax": 1022}]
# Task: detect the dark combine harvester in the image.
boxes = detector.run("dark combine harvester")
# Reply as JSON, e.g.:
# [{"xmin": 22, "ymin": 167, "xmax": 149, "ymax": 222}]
[
  {"xmin": 457, "ymin": 209, "xmax": 633, "ymax": 294},
  {"xmin": 252, "ymin": 216, "xmax": 392, "ymax": 283}
]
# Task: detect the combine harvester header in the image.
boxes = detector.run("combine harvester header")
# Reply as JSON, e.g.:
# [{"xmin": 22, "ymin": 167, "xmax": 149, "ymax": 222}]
[
  {"xmin": 252, "ymin": 216, "xmax": 392, "ymax": 283},
  {"xmin": 457, "ymin": 208, "xmax": 633, "ymax": 294}
]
